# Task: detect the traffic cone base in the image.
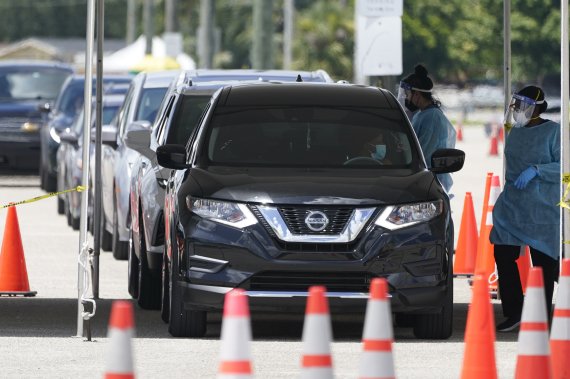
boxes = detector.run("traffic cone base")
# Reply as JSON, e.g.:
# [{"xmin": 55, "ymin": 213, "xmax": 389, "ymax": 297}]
[
  {"xmin": 105, "ymin": 301, "xmax": 135, "ymax": 379},
  {"xmin": 359, "ymin": 278, "xmax": 395, "ymax": 379},
  {"xmin": 461, "ymin": 274, "xmax": 497, "ymax": 379},
  {"xmin": 0, "ymin": 206, "xmax": 36, "ymax": 296},
  {"xmin": 301, "ymin": 286, "xmax": 334, "ymax": 378},
  {"xmin": 219, "ymin": 289, "xmax": 253, "ymax": 378},
  {"xmin": 515, "ymin": 268, "xmax": 552, "ymax": 379}
]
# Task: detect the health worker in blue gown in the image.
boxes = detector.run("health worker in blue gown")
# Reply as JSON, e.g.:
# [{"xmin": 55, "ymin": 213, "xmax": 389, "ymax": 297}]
[
  {"xmin": 490, "ymin": 85, "xmax": 560, "ymax": 333},
  {"xmin": 397, "ymin": 64, "xmax": 457, "ymax": 194}
]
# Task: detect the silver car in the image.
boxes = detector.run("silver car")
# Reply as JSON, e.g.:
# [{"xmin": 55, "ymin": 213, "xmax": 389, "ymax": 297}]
[
  {"xmin": 100, "ymin": 70, "xmax": 180, "ymax": 260},
  {"xmin": 125, "ymin": 69, "xmax": 334, "ymax": 310}
]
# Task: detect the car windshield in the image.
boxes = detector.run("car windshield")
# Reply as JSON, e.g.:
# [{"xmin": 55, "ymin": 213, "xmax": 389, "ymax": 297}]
[
  {"xmin": 205, "ymin": 106, "xmax": 416, "ymax": 168},
  {"xmin": 72, "ymin": 104, "xmax": 121, "ymax": 135},
  {"xmin": 0, "ymin": 67, "xmax": 70, "ymax": 101}
]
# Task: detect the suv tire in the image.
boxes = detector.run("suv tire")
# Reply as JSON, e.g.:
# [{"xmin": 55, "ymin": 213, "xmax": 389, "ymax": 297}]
[
  {"xmin": 413, "ymin": 260, "xmax": 453, "ymax": 339},
  {"xmin": 136, "ymin": 217, "xmax": 161, "ymax": 310},
  {"xmin": 127, "ymin": 228, "xmax": 139, "ymax": 299},
  {"xmin": 112, "ymin": 193, "xmax": 128, "ymax": 259}
]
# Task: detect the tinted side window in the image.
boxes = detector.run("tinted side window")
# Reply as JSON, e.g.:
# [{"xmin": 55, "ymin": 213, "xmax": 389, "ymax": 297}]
[
  {"xmin": 166, "ymin": 95, "xmax": 211, "ymax": 145},
  {"xmin": 134, "ymin": 87, "xmax": 168, "ymax": 123}
]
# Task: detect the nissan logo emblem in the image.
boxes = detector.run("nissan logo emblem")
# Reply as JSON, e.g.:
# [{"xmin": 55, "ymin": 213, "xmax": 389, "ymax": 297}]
[{"xmin": 305, "ymin": 211, "xmax": 329, "ymax": 232}]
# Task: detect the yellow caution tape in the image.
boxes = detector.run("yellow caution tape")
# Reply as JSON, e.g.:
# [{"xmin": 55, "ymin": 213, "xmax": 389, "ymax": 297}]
[
  {"xmin": 559, "ymin": 174, "xmax": 570, "ymax": 209},
  {"xmin": 0, "ymin": 185, "xmax": 87, "ymax": 209}
]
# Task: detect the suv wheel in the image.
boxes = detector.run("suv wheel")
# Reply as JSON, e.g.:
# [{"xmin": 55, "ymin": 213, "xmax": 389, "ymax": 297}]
[
  {"xmin": 112, "ymin": 195, "xmax": 128, "ymax": 260},
  {"xmin": 100, "ymin": 201, "xmax": 113, "ymax": 252},
  {"xmin": 127, "ymin": 228, "xmax": 139, "ymax": 299},
  {"xmin": 136, "ymin": 217, "xmax": 161, "ymax": 310},
  {"xmin": 413, "ymin": 262, "xmax": 453, "ymax": 339},
  {"xmin": 168, "ymin": 268, "xmax": 207, "ymax": 338},
  {"xmin": 160, "ymin": 251, "xmax": 170, "ymax": 323}
]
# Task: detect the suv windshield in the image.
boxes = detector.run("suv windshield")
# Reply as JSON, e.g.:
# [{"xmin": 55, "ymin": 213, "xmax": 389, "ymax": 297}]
[
  {"xmin": 205, "ymin": 106, "xmax": 415, "ymax": 168},
  {"xmin": 135, "ymin": 87, "xmax": 169, "ymax": 122},
  {"xmin": 0, "ymin": 67, "xmax": 70, "ymax": 101}
]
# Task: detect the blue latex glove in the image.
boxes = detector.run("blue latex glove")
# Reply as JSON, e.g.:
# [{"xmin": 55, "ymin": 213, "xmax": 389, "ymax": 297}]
[{"xmin": 514, "ymin": 166, "xmax": 538, "ymax": 189}]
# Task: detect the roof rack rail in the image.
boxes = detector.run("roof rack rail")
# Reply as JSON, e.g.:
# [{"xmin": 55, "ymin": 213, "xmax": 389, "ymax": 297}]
[
  {"xmin": 175, "ymin": 71, "xmax": 193, "ymax": 87},
  {"xmin": 296, "ymin": 74, "xmax": 303, "ymax": 82}
]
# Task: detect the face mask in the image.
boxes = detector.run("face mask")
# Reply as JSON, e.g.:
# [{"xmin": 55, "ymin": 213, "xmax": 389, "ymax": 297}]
[
  {"xmin": 405, "ymin": 99, "xmax": 418, "ymax": 112},
  {"xmin": 513, "ymin": 110, "xmax": 529, "ymax": 127},
  {"xmin": 370, "ymin": 144, "xmax": 386, "ymax": 160}
]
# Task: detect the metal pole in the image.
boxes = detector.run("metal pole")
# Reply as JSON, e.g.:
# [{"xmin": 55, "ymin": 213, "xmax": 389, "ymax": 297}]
[
  {"xmin": 198, "ymin": 0, "xmax": 214, "ymax": 68},
  {"xmin": 92, "ymin": 0, "xmax": 104, "ymax": 299},
  {"xmin": 126, "ymin": 0, "xmax": 136, "ymax": 44},
  {"xmin": 144, "ymin": 0, "xmax": 154, "ymax": 55},
  {"xmin": 562, "ymin": 0, "xmax": 569, "ymax": 259},
  {"xmin": 77, "ymin": 0, "xmax": 96, "ymax": 338},
  {"xmin": 283, "ymin": 0, "xmax": 293, "ymax": 70},
  {"xmin": 503, "ymin": 0, "xmax": 511, "ymax": 112},
  {"xmin": 252, "ymin": 0, "xmax": 274, "ymax": 69}
]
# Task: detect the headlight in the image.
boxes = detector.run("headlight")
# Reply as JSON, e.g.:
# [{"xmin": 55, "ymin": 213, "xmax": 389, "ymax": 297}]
[
  {"xmin": 186, "ymin": 197, "xmax": 258, "ymax": 229},
  {"xmin": 375, "ymin": 200, "xmax": 442, "ymax": 230},
  {"xmin": 21, "ymin": 122, "xmax": 40, "ymax": 133},
  {"xmin": 49, "ymin": 127, "xmax": 61, "ymax": 143}
]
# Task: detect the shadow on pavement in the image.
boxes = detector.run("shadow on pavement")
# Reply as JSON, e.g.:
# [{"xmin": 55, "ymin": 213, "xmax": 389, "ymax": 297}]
[{"xmin": 0, "ymin": 297, "xmax": 517, "ymax": 343}]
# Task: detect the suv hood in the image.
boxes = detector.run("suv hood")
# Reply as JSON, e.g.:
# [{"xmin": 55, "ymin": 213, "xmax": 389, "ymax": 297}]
[
  {"xmin": 187, "ymin": 166, "xmax": 437, "ymax": 205},
  {"xmin": 0, "ymin": 100, "xmax": 42, "ymax": 119}
]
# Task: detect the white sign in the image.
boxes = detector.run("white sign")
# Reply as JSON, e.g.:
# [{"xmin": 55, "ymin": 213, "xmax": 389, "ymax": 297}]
[
  {"xmin": 355, "ymin": 16, "xmax": 402, "ymax": 77},
  {"xmin": 357, "ymin": 0, "xmax": 403, "ymax": 17}
]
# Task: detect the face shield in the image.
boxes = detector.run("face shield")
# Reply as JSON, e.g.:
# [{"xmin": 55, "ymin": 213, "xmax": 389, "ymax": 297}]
[
  {"xmin": 508, "ymin": 93, "xmax": 543, "ymax": 128},
  {"xmin": 397, "ymin": 81, "xmax": 413, "ymax": 107}
]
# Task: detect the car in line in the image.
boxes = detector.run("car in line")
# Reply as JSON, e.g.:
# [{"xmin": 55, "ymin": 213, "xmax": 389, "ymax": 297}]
[
  {"xmin": 157, "ymin": 81, "xmax": 464, "ymax": 338},
  {"xmin": 101, "ymin": 70, "xmax": 180, "ymax": 260},
  {"xmin": 40, "ymin": 74, "xmax": 132, "ymax": 191},
  {"xmin": 0, "ymin": 60, "xmax": 73, "ymax": 172},
  {"xmin": 57, "ymin": 93, "xmax": 126, "ymax": 231},
  {"xmin": 125, "ymin": 69, "xmax": 335, "ymax": 311}
]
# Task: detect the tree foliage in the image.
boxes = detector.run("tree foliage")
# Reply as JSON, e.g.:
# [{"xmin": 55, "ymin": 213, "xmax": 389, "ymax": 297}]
[{"xmin": 0, "ymin": 0, "xmax": 562, "ymax": 86}]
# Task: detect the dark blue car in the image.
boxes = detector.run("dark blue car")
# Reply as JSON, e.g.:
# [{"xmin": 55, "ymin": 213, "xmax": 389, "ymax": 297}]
[
  {"xmin": 39, "ymin": 74, "xmax": 132, "ymax": 190},
  {"xmin": 0, "ymin": 60, "xmax": 73, "ymax": 172}
]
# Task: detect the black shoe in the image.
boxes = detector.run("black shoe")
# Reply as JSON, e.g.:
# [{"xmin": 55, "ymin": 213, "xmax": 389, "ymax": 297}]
[{"xmin": 496, "ymin": 317, "xmax": 521, "ymax": 332}]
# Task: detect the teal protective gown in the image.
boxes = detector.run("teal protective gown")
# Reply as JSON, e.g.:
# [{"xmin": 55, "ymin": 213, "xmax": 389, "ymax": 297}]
[
  {"xmin": 490, "ymin": 120, "xmax": 560, "ymax": 260},
  {"xmin": 411, "ymin": 106, "xmax": 457, "ymax": 192}
]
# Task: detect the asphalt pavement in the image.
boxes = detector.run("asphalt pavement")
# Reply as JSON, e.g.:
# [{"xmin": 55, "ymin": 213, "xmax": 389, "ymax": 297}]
[{"xmin": 0, "ymin": 122, "xmax": 524, "ymax": 378}]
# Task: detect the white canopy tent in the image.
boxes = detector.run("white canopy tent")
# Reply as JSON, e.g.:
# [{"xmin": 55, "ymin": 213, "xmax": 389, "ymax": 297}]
[{"xmin": 103, "ymin": 35, "xmax": 196, "ymax": 73}]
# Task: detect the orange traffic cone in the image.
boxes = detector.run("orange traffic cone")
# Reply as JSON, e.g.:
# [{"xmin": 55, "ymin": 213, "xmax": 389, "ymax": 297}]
[
  {"xmin": 359, "ymin": 278, "xmax": 395, "ymax": 379},
  {"xmin": 454, "ymin": 192, "xmax": 479, "ymax": 277},
  {"xmin": 300, "ymin": 286, "xmax": 333, "ymax": 378},
  {"xmin": 551, "ymin": 259, "xmax": 570, "ymax": 379},
  {"xmin": 0, "ymin": 206, "xmax": 36, "ymax": 296},
  {"xmin": 457, "ymin": 124, "xmax": 463, "ymax": 142},
  {"xmin": 218, "ymin": 289, "xmax": 253, "ymax": 379},
  {"xmin": 515, "ymin": 267, "xmax": 552, "ymax": 379},
  {"xmin": 516, "ymin": 246, "xmax": 532, "ymax": 294},
  {"xmin": 104, "ymin": 301, "xmax": 135, "ymax": 379},
  {"xmin": 474, "ymin": 175, "xmax": 500, "ymax": 296},
  {"xmin": 460, "ymin": 274, "xmax": 497, "ymax": 379},
  {"xmin": 489, "ymin": 135, "xmax": 499, "ymax": 156}
]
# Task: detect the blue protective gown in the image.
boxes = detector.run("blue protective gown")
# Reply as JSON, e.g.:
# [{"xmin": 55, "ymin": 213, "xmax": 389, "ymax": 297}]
[
  {"xmin": 490, "ymin": 120, "xmax": 560, "ymax": 260},
  {"xmin": 411, "ymin": 106, "xmax": 457, "ymax": 192}
]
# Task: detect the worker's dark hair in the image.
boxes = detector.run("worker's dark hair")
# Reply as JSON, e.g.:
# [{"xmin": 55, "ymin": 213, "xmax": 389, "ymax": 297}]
[
  {"xmin": 517, "ymin": 85, "xmax": 548, "ymax": 114},
  {"xmin": 402, "ymin": 64, "xmax": 440, "ymax": 107}
]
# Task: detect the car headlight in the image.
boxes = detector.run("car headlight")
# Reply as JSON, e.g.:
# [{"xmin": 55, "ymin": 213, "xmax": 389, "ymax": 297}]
[
  {"xmin": 374, "ymin": 200, "xmax": 443, "ymax": 230},
  {"xmin": 21, "ymin": 122, "xmax": 40, "ymax": 133},
  {"xmin": 49, "ymin": 127, "xmax": 61, "ymax": 143},
  {"xmin": 186, "ymin": 197, "xmax": 258, "ymax": 229}
]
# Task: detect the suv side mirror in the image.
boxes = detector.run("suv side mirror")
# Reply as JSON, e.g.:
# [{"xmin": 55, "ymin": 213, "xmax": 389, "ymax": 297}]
[
  {"xmin": 430, "ymin": 148, "xmax": 465, "ymax": 173},
  {"xmin": 157, "ymin": 144, "xmax": 189, "ymax": 169},
  {"xmin": 91, "ymin": 124, "xmax": 118, "ymax": 148},
  {"xmin": 38, "ymin": 102, "xmax": 51, "ymax": 113},
  {"xmin": 124, "ymin": 121, "xmax": 153, "ymax": 158},
  {"xmin": 59, "ymin": 130, "xmax": 79, "ymax": 147}
]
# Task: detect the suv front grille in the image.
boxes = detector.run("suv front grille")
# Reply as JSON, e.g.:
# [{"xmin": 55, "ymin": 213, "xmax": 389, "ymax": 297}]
[
  {"xmin": 279, "ymin": 206, "xmax": 353, "ymax": 235},
  {"xmin": 247, "ymin": 271, "xmax": 374, "ymax": 292}
]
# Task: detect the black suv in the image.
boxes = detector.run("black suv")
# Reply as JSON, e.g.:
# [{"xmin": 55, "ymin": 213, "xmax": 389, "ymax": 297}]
[{"xmin": 158, "ymin": 82, "xmax": 464, "ymax": 339}]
